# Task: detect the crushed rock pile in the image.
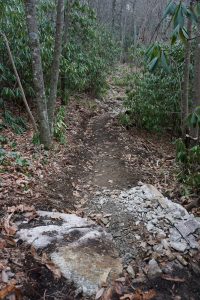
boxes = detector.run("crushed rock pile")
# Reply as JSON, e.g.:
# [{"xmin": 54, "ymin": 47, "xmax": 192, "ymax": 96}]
[{"xmin": 86, "ymin": 184, "xmax": 200, "ymax": 265}]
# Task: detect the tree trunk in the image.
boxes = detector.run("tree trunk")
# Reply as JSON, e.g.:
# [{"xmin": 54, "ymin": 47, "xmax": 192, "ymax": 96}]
[
  {"xmin": 0, "ymin": 31, "xmax": 37, "ymax": 131},
  {"xmin": 60, "ymin": 0, "xmax": 73, "ymax": 104},
  {"xmin": 48, "ymin": 0, "xmax": 65, "ymax": 134},
  {"xmin": 111, "ymin": 0, "xmax": 117, "ymax": 33},
  {"xmin": 182, "ymin": 16, "xmax": 192, "ymax": 138},
  {"xmin": 24, "ymin": 0, "xmax": 51, "ymax": 149},
  {"xmin": 192, "ymin": 19, "xmax": 200, "ymax": 141}
]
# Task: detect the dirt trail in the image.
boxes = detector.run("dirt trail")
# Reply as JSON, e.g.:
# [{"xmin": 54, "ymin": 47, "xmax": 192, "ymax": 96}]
[
  {"xmin": 2, "ymin": 65, "xmax": 199, "ymax": 300},
  {"xmin": 42, "ymin": 66, "xmax": 200, "ymax": 300},
  {"xmin": 46, "ymin": 65, "xmax": 177, "ymax": 211}
]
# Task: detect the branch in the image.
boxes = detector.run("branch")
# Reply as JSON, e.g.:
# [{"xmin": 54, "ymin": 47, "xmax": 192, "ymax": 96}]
[{"xmin": 0, "ymin": 31, "xmax": 38, "ymax": 131}]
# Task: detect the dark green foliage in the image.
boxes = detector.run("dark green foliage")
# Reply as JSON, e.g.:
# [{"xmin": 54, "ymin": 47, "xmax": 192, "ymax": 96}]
[
  {"xmin": 122, "ymin": 44, "xmax": 185, "ymax": 133},
  {"xmin": 0, "ymin": 1, "xmax": 119, "ymax": 140},
  {"xmin": 54, "ymin": 106, "xmax": 67, "ymax": 144},
  {"xmin": 60, "ymin": 1, "xmax": 119, "ymax": 96},
  {"xmin": 3, "ymin": 110, "xmax": 27, "ymax": 134},
  {"xmin": 0, "ymin": 149, "xmax": 29, "ymax": 168},
  {"xmin": 176, "ymin": 139, "xmax": 200, "ymax": 192},
  {"xmin": 0, "ymin": 0, "xmax": 118, "ymax": 109}
]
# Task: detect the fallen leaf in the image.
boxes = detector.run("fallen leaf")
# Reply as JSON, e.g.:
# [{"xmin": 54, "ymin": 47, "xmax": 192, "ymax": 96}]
[
  {"xmin": 42, "ymin": 253, "xmax": 61, "ymax": 279},
  {"xmin": 0, "ymin": 239, "xmax": 6, "ymax": 249},
  {"xmin": 31, "ymin": 247, "xmax": 61, "ymax": 279},
  {"xmin": 161, "ymin": 274, "xmax": 185, "ymax": 282},
  {"xmin": 3, "ymin": 214, "xmax": 17, "ymax": 236},
  {"xmin": 0, "ymin": 285, "xmax": 22, "ymax": 300},
  {"xmin": 7, "ymin": 205, "xmax": 36, "ymax": 213},
  {"xmin": 114, "ymin": 282, "xmax": 124, "ymax": 295},
  {"xmin": 102, "ymin": 287, "xmax": 114, "ymax": 300},
  {"xmin": 95, "ymin": 288, "xmax": 105, "ymax": 300},
  {"xmin": 120, "ymin": 289, "xmax": 156, "ymax": 300}
]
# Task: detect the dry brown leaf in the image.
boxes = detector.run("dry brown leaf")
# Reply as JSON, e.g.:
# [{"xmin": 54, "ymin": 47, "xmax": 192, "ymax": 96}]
[
  {"xmin": 95, "ymin": 288, "xmax": 105, "ymax": 300},
  {"xmin": 3, "ymin": 214, "xmax": 17, "ymax": 236},
  {"xmin": 120, "ymin": 289, "xmax": 156, "ymax": 300},
  {"xmin": 41, "ymin": 253, "xmax": 61, "ymax": 279},
  {"xmin": 102, "ymin": 287, "xmax": 114, "ymax": 300},
  {"xmin": 0, "ymin": 239, "xmax": 7, "ymax": 249},
  {"xmin": 161, "ymin": 274, "xmax": 185, "ymax": 282},
  {"xmin": 31, "ymin": 248, "xmax": 61, "ymax": 279},
  {"xmin": 7, "ymin": 205, "xmax": 35, "ymax": 213},
  {"xmin": 0, "ymin": 285, "xmax": 22, "ymax": 300},
  {"xmin": 0, "ymin": 263, "xmax": 5, "ymax": 271},
  {"xmin": 114, "ymin": 282, "xmax": 124, "ymax": 296}
]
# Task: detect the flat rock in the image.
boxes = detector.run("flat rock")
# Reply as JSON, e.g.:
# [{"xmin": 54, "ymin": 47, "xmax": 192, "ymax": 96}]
[
  {"xmin": 147, "ymin": 259, "xmax": 162, "ymax": 279},
  {"xmin": 16, "ymin": 211, "xmax": 122, "ymax": 296},
  {"xmin": 170, "ymin": 240, "xmax": 188, "ymax": 252}
]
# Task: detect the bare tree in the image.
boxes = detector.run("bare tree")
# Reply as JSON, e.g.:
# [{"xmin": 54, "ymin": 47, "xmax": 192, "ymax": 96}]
[
  {"xmin": 24, "ymin": 0, "xmax": 64, "ymax": 148},
  {"xmin": 192, "ymin": 19, "xmax": 200, "ymax": 140},
  {"xmin": 182, "ymin": 14, "xmax": 192, "ymax": 137}
]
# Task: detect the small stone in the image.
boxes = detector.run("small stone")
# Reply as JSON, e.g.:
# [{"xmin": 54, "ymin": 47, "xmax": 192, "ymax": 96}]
[
  {"xmin": 157, "ymin": 232, "xmax": 166, "ymax": 240},
  {"xmin": 135, "ymin": 234, "xmax": 141, "ymax": 241},
  {"xmin": 126, "ymin": 265, "xmax": 135, "ymax": 278},
  {"xmin": 95, "ymin": 191, "xmax": 101, "ymax": 196},
  {"xmin": 169, "ymin": 228, "xmax": 182, "ymax": 242},
  {"xmin": 147, "ymin": 259, "xmax": 162, "ymax": 279},
  {"xmin": 151, "ymin": 218, "xmax": 158, "ymax": 225},
  {"xmin": 170, "ymin": 240, "xmax": 188, "ymax": 252},
  {"xmin": 121, "ymin": 192, "xmax": 128, "ymax": 198},
  {"xmin": 140, "ymin": 241, "xmax": 147, "ymax": 249},
  {"xmin": 144, "ymin": 201, "xmax": 152, "ymax": 208},
  {"xmin": 176, "ymin": 255, "xmax": 188, "ymax": 266},
  {"xmin": 123, "ymin": 253, "xmax": 134, "ymax": 264},
  {"xmin": 113, "ymin": 232, "xmax": 121, "ymax": 238},
  {"xmin": 101, "ymin": 218, "xmax": 109, "ymax": 225},
  {"xmin": 153, "ymin": 244, "xmax": 163, "ymax": 253},
  {"xmin": 161, "ymin": 239, "xmax": 169, "ymax": 250},
  {"xmin": 165, "ymin": 250, "xmax": 175, "ymax": 261},
  {"xmin": 146, "ymin": 223, "xmax": 154, "ymax": 231}
]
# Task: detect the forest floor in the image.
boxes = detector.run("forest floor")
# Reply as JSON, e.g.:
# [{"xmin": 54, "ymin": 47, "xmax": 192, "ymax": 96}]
[{"xmin": 0, "ymin": 65, "xmax": 200, "ymax": 300}]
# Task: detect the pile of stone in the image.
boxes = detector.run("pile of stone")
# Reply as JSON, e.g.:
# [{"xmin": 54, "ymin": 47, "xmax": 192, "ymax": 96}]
[{"xmin": 87, "ymin": 184, "xmax": 200, "ymax": 263}]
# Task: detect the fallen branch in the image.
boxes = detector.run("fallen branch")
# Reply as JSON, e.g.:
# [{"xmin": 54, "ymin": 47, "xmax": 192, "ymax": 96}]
[{"xmin": 0, "ymin": 31, "xmax": 38, "ymax": 131}]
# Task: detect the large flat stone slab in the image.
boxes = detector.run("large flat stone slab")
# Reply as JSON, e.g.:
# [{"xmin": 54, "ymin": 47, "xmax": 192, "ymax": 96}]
[{"xmin": 16, "ymin": 211, "xmax": 122, "ymax": 296}]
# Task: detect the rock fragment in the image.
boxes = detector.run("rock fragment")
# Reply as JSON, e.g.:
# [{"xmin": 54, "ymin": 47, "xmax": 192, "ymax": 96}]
[
  {"xmin": 147, "ymin": 259, "xmax": 162, "ymax": 279},
  {"xmin": 170, "ymin": 241, "xmax": 188, "ymax": 252},
  {"xmin": 126, "ymin": 265, "xmax": 135, "ymax": 278}
]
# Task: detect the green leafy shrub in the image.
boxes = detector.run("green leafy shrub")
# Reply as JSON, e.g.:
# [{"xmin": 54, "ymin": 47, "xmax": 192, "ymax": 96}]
[
  {"xmin": 54, "ymin": 106, "xmax": 67, "ymax": 144},
  {"xmin": 175, "ymin": 139, "xmax": 200, "ymax": 192},
  {"xmin": 0, "ymin": 149, "xmax": 29, "ymax": 168},
  {"xmin": 0, "ymin": 0, "xmax": 118, "ymax": 103},
  {"xmin": 123, "ymin": 43, "xmax": 185, "ymax": 133}
]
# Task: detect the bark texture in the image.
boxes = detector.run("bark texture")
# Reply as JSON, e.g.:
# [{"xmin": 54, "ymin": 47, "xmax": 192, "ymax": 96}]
[
  {"xmin": 182, "ymin": 16, "xmax": 192, "ymax": 137},
  {"xmin": 24, "ymin": 0, "xmax": 51, "ymax": 148},
  {"xmin": 48, "ymin": 0, "xmax": 65, "ymax": 133},
  {"xmin": 193, "ymin": 19, "xmax": 200, "ymax": 140}
]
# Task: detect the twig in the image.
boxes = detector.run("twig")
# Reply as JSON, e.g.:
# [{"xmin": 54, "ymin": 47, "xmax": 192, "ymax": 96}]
[
  {"xmin": 0, "ymin": 31, "xmax": 38, "ymax": 131},
  {"xmin": 43, "ymin": 289, "xmax": 47, "ymax": 300}
]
